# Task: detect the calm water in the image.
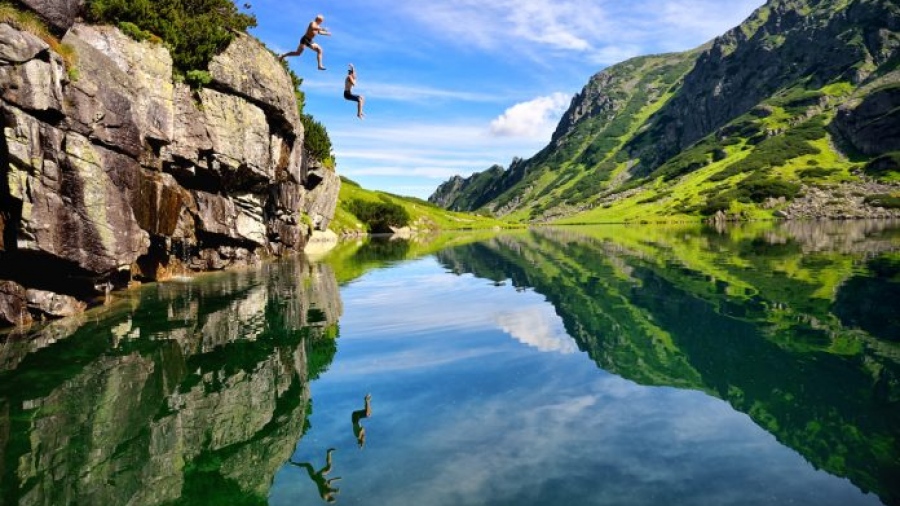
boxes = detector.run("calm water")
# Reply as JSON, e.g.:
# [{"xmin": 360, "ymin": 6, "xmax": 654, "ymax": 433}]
[{"xmin": 1, "ymin": 221, "xmax": 899, "ymax": 506}]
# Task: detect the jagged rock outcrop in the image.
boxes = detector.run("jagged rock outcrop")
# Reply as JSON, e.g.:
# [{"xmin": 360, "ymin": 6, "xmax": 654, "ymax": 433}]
[{"xmin": 0, "ymin": 21, "xmax": 341, "ymax": 325}]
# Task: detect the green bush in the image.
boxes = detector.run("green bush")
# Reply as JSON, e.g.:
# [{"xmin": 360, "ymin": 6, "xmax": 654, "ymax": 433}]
[
  {"xmin": 347, "ymin": 199, "xmax": 410, "ymax": 233},
  {"xmin": 85, "ymin": 0, "xmax": 256, "ymax": 73},
  {"xmin": 300, "ymin": 114, "xmax": 333, "ymax": 167},
  {"xmin": 864, "ymin": 194, "xmax": 900, "ymax": 209},
  {"xmin": 709, "ymin": 115, "xmax": 827, "ymax": 182},
  {"xmin": 184, "ymin": 69, "xmax": 212, "ymax": 89}
]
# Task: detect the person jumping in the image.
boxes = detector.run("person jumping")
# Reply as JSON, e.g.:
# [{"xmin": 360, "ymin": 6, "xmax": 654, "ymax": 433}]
[
  {"xmin": 280, "ymin": 14, "xmax": 330, "ymax": 70},
  {"xmin": 344, "ymin": 64, "xmax": 365, "ymax": 119}
]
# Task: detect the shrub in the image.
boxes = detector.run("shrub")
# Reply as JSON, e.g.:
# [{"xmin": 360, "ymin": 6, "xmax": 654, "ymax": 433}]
[
  {"xmin": 300, "ymin": 114, "xmax": 333, "ymax": 167},
  {"xmin": 85, "ymin": 0, "xmax": 256, "ymax": 73},
  {"xmin": 347, "ymin": 199, "xmax": 410, "ymax": 233},
  {"xmin": 184, "ymin": 69, "xmax": 212, "ymax": 88},
  {"xmin": 864, "ymin": 194, "xmax": 900, "ymax": 209}
]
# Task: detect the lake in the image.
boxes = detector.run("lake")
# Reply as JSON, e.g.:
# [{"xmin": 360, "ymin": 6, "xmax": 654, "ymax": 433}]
[{"xmin": 1, "ymin": 221, "xmax": 898, "ymax": 505}]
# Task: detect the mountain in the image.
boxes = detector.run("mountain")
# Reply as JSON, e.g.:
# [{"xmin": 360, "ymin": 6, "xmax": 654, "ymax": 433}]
[{"xmin": 429, "ymin": 0, "xmax": 900, "ymax": 223}]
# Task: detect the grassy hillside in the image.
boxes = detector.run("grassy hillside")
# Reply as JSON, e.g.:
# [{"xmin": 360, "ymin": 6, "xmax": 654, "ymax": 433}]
[
  {"xmin": 428, "ymin": 0, "xmax": 900, "ymax": 224},
  {"xmin": 330, "ymin": 177, "xmax": 517, "ymax": 235}
]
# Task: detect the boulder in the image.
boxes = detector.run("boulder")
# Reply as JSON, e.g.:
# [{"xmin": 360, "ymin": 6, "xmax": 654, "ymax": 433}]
[
  {"xmin": 208, "ymin": 33, "xmax": 301, "ymax": 137},
  {"xmin": 26, "ymin": 289, "xmax": 87, "ymax": 318},
  {"xmin": 0, "ymin": 24, "xmax": 66, "ymax": 114},
  {"xmin": 0, "ymin": 280, "xmax": 32, "ymax": 326},
  {"xmin": 18, "ymin": 0, "xmax": 84, "ymax": 32},
  {"xmin": 0, "ymin": 23, "xmax": 49, "ymax": 63},
  {"xmin": 302, "ymin": 163, "xmax": 341, "ymax": 231}
]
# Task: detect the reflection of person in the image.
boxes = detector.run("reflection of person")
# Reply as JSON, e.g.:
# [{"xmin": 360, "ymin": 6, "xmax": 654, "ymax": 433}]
[
  {"xmin": 344, "ymin": 64, "xmax": 365, "ymax": 119},
  {"xmin": 290, "ymin": 448, "xmax": 341, "ymax": 503},
  {"xmin": 351, "ymin": 393, "xmax": 372, "ymax": 448},
  {"xmin": 279, "ymin": 14, "xmax": 330, "ymax": 70}
]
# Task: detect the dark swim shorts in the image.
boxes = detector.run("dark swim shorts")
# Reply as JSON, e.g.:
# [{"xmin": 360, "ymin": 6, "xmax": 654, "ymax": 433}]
[
  {"xmin": 300, "ymin": 35, "xmax": 314, "ymax": 48},
  {"xmin": 344, "ymin": 90, "xmax": 360, "ymax": 102}
]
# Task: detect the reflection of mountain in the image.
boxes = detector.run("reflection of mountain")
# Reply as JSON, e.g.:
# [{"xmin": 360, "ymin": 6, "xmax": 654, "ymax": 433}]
[
  {"xmin": 436, "ymin": 222, "xmax": 900, "ymax": 506},
  {"xmin": 0, "ymin": 258, "xmax": 341, "ymax": 506}
]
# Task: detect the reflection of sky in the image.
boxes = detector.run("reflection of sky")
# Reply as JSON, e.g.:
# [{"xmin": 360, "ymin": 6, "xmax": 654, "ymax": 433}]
[{"xmin": 270, "ymin": 257, "xmax": 881, "ymax": 506}]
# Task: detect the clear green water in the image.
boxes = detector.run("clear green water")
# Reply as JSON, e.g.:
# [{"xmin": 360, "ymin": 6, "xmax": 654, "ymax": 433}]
[{"xmin": 1, "ymin": 221, "xmax": 899, "ymax": 505}]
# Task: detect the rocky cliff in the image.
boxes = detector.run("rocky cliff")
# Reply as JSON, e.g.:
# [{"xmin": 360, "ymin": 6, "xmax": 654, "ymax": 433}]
[
  {"xmin": 0, "ymin": 16, "xmax": 340, "ymax": 326},
  {"xmin": 430, "ymin": 0, "xmax": 900, "ymax": 224}
]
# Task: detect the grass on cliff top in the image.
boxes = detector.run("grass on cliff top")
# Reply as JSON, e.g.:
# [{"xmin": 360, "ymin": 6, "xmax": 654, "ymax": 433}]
[
  {"xmin": 330, "ymin": 177, "xmax": 519, "ymax": 235},
  {"xmin": 0, "ymin": 3, "xmax": 76, "ymax": 68}
]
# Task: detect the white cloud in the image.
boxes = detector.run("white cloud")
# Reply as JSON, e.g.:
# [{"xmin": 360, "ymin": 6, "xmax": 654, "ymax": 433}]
[
  {"xmin": 495, "ymin": 307, "xmax": 579, "ymax": 354},
  {"xmin": 489, "ymin": 93, "xmax": 571, "ymax": 139}
]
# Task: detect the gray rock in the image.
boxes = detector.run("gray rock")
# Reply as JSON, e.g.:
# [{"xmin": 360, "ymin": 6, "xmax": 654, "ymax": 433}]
[
  {"xmin": 208, "ymin": 33, "xmax": 301, "ymax": 137},
  {"xmin": 302, "ymin": 163, "xmax": 341, "ymax": 231},
  {"xmin": 4, "ymin": 107, "xmax": 149, "ymax": 275},
  {"xmin": 0, "ymin": 280, "xmax": 32, "ymax": 326},
  {"xmin": 200, "ymin": 88, "xmax": 273, "ymax": 189},
  {"xmin": 18, "ymin": 0, "xmax": 84, "ymax": 32},
  {"xmin": 70, "ymin": 24, "xmax": 175, "ymax": 146},
  {"xmin": 26, "ymin": 289, "xmax": 87, "ymax": 317},
  {"xmin": 0, "ymin": 23, "xmax": 49, "ymax": 63}
]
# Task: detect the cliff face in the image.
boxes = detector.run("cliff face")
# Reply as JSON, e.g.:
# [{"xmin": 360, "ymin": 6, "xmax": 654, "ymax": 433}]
[{"xmin": 0, "ymin": 20, "xmax": 340, "ymax": 326}]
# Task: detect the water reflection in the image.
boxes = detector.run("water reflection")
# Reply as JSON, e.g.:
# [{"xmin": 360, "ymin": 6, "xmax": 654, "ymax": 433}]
[
  {"xmin": 435, "ymin": 221, "xmax": 900, "ymax": 506},
  {"xmin": 0, "ymin": 257, "xmax": 342, "ymax": 506},
  {"xmin": 289, "ymin": 448, "xmax": 341, "ymax": 503},
  {"xmin": 351, "ymin": 394, "xmax": 372, "ymax": 448}
]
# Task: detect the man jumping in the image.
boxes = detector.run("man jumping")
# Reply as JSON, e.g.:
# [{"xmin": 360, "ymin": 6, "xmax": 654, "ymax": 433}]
[
  {"xmin": 280, "ymin": 14, "xmax": 330, "ymax": 70},
  {"xmin": 344, "ymin": 64, "xmax": 366, "ymax": 119}
]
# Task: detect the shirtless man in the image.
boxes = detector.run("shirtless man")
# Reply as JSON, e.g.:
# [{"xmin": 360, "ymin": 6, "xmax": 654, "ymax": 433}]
[
  {"xmin": 344, "ymin": 64, "xmax": 365, "ymax": 119},
  {"xmin": 279, "ymin": 14, "xmax": 330, "ymax": 70}
]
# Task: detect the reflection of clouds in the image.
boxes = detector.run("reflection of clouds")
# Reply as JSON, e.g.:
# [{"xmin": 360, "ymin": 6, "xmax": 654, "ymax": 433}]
[
  {"xmin": 288, "ymin": 257, "xmax": 880, "ymax": 506},
  {"xmin": 357, "ymin": 374, "xmax": 877, "ymax": 506},
  {"xmin": 495, "ymin": 307, "xmax": 578, "ymax": 354}
]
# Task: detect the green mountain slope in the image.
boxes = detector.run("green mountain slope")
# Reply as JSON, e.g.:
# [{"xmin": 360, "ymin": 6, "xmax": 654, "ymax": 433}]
[
  {"xmin": 429, "ymin": 0, "xmax": 900, "ymax": 223},
  {"xmin": 330, "ymin": 177, "xmax": 516, "ymax": 235}
]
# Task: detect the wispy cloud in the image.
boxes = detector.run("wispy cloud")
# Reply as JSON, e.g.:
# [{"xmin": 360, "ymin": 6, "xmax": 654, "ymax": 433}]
[
  {"xmin": 399, "ymin": 0, "xmax": 763, "ymax": 61},
  {"xmin": 489, "ymin": 93, "xmax": 570, "ymax": 139}
]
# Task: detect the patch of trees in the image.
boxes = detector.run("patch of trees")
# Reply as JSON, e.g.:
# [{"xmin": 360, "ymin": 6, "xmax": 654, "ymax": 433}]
[{"xmin": 347, "ymin": 198, "xmax": 410, "ymax": 233}]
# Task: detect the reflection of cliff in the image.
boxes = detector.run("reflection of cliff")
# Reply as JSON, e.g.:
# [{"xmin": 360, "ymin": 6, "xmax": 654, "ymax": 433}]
[
  {"xmin": 436, "ymin": 223, "xmax": 900, "ymax": 506},
  {"xmin": 0, "ymin": 256, "xmax": 341, "ymax": 505}
]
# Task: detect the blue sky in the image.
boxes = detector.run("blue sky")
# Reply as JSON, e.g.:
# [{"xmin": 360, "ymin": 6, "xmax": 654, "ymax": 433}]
[{"xmin": 248, "ymin": 0, "xmax": 765, "ymax": 199}]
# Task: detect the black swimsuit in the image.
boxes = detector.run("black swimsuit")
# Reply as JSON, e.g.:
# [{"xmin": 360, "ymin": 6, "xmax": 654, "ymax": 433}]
[
  {"xmin": 300, "ymin": 35, "xmax": 314, "ymax": 48},
  {"xmin": 344, "ymin": 90, "xmax": 360, "ymax": 102}
]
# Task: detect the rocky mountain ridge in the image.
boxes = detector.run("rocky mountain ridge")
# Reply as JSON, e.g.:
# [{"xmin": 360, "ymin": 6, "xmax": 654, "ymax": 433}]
[
  {"xmin": 429, "ymin": 0, "xmax": 900, "ymax": 223},
  {"xmin": 0, "ymin": 9, "xmax": 340, "ymax": 327}
]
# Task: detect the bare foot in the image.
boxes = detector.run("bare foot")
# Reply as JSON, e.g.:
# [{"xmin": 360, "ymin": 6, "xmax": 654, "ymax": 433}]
[{"xmin": 318, "ymin": 66, "xmax": 327, "ymax": 71}]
